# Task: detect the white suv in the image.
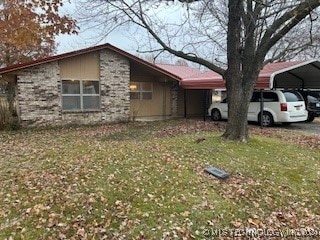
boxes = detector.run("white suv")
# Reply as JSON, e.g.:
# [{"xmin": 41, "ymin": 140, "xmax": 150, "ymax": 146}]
[{"xmin": 208, "ymin": 90, "xmax": 308, "ymax": 127}]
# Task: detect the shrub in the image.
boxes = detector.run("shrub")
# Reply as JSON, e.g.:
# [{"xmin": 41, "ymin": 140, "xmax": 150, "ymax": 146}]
[
  {"xmin": 0, "ymin": 97, "xmax": 20, "ymax": 130},
  {"xmin": 0, "ymin": 98, "xmax": 10, "ymax": 130}
]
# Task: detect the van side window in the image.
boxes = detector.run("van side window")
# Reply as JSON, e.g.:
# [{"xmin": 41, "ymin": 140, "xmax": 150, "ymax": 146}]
[
  {"xmin": 263, "ymin": 92, "xmax": 279, "ymax": 102},
  {"xmin": 250, "ymin": 92, "xmax": 279, "ymax": 102},
  {"xmin": 250, "ymin": 92, "xmax": 260, "ymax": 102}
]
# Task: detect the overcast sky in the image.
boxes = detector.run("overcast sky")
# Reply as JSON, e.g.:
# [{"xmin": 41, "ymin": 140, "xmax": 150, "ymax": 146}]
[
  {"xmin": 56, "ymin": 0, "xmax": 134, "ymax": 54},
  {"xmin": 55, "ymin": 0, "xmax": 198, "ymax": 65}
]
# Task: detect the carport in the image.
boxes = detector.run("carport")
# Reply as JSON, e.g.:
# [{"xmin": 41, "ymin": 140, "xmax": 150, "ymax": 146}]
[
  {"xmin": 180, "ymin": 71, "xmax": 224, "ymax": 120},
  {"xmin": 266, "ymin": 59, "xmax": 320, "ymax": 89},
  {"xmin": 181, "ymin": 59, "xmax": 320, "ymax": 90},
  {"xmin": 180, "ymin": 59, "xmax": 320, "ymax": 121}
]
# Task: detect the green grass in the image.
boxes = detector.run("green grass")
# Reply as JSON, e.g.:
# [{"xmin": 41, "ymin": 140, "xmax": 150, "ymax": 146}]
[{"xmin": 0, "ymin": 120, "xmax": 319, "ymax": 239}]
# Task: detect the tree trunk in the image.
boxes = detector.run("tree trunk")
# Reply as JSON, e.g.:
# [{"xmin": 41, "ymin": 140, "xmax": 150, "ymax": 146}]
[
  {"xmin": 222, "ymin": 75, "xmax": 256, "ymax": 142},
  {"xmin": 221, "ymin": 0, "xmax": 246, "ymax": 141},
  {"xmin": 221, "ymin": 0, "xmax": 260, "ymax": 142}
]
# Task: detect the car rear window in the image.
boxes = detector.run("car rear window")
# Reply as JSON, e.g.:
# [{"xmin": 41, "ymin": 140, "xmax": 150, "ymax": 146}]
[
  {"xmin": 308, "ymin": 92, "xmax": 320, "ymax": 99},
  {"xmin": 307, "ymin": 95, "xmax": 318, "ymax": 102},
  {"xmin": 283, "ymin": 91, "xmax": 304, "ymax": 102}
]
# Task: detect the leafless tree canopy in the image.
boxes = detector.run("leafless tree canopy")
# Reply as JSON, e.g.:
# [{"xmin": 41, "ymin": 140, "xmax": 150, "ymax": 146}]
[{"xmin": 78, "ymin": 0, "xmax": 320, "ymax": 71}]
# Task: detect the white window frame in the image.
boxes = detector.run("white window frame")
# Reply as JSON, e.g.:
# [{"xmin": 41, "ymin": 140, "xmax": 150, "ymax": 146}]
[
  {"xmin": 61, "ymin": 79, "xmax": 101, "ymax": 111},
  {"xmin": 130, "ymin": 82, "xmax": 153, "ymax": 100}
]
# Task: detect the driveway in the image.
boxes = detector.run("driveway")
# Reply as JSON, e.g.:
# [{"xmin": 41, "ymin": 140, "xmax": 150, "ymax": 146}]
[{"xmin": 283, "ymin": 119, "xmax": 320, "ymax": 135}]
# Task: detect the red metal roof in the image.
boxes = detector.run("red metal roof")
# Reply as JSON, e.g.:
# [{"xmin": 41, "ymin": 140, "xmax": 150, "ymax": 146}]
[
  {"xmin": 156, "ymin": 64, "xmax": 202, "ymax": 79},
  {"xmin": 180, "ymin": 60, "xmax": 320, "ymax": 89},
  {"xmin": 181, "ymin": 70, "xmax": 224, "ymax": 89},
  {"xmin": 255, "ymin": 61, "xmax": 302, "ymax": 89},
  {"xmin": 155, "ymin": 64, "xmax": 225, "ymax": 89},
  {"xmin": 259, "ymin": 61, "xmax": 302, "ymax": 78},
  {"xmin": 1, "ymin": 43, "xmax": 318, "ymax": 90}
]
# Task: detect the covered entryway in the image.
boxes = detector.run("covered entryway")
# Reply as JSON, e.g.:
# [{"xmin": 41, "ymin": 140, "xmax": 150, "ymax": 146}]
[
  {"xmin": 156, "ymin": 64, "xmax": 214, "ymax": 119},
  {"xmin": 129, "ymin": 62, "xmax": 178, "ymax": 120}
]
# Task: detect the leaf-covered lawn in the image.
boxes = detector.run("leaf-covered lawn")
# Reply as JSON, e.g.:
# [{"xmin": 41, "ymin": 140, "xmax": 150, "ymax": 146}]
[{"xmin": 0, "ymin": 120, "xmax": 319, "ymax": 239}]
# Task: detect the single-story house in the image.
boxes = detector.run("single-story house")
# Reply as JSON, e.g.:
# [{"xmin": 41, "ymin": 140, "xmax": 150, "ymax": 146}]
[
  {"xmin": 1, "ymin": 43, "xmax": 318, "ymax": 127},
  {"xmin": 0, "ymin": 43, "xmax": 212, "ymax": 126}
]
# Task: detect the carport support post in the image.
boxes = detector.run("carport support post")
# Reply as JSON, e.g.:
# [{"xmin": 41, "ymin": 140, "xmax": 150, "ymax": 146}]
[
  {"xmin": 184, "ymin": 89, "xmax": 187, "ymax": 118},
  {"xmin": 203, "ymin": 89, "xmax": 207, "ymax": 122},
  {"xmin": 260, "ymin": 89, "xmax": 264, "ymax": 128}
]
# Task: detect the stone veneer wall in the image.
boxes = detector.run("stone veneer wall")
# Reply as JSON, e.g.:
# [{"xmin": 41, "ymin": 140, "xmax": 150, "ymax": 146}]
[
  {"xmin": 17, "ymin": 62, "xmax": 61, "ymax": 126},
  {"xmin": 61, "ymin": 49, "xmax": 130, "ymax": 124},
  {"xmin": 171, "ymin": 83, "xmax": 178, "ymax": 116},
  {"xmin": 100, "ymin": 49, "xmax": 130, "ymax": 122},
  {"xmin": 17, "ymin": 49, "xmax": 131, "ymax": 126}
]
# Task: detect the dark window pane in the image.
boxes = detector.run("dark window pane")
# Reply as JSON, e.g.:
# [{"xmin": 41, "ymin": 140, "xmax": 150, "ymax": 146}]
[
  {"xmin": 307, "ymin": 95, "xmax": 318, "ymax": 102},
  {"xmin": 83, "ymin": 81, "xmax": 99, "ymax": 94},
  {"xmin": 250, "ymin": 92, "xmax": 259, "ymax": 102},
  {"xmin": 263, "ymin": 92, "xmax": 279, "ymax": 102},
  {"xmin": 251, "ymin": 92, "xmax": 279, "ymax": 102},
  {"xmin": 142, "ymin": 92, "xmax": 152, "ymax": 100},
  {"xmin": 62, "ymin": 80, "xmax": 80, "ymax": 94},
  {"xmin": 308, "ymin": 92, "xmax": 320, "ymax": 99},
  {"xmin": 130, "ymin": 92, "xmax": 140, "ymax": 100},
  {"xmin": 62, "ymin": 96, "xmax": 80, "ymax": 110},
  {"xmin": 83, "ymin": 96, "xmax": 100, "ymax": 109}
]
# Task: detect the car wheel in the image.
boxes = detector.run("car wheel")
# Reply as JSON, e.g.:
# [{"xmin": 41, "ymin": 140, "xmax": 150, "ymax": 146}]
[
  {"xmin": 211, "ymin": 109, "xmax": 221, "ymax": 121},
  {"xmin": 306, "ymin": 113, "xmax": 315, "ymax": 122},
  {"xmin": 259, "ymin": 112, "xmax": 274, "ymax": 127}
]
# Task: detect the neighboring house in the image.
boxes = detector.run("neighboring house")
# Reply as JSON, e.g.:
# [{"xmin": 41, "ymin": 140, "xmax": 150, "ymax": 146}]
[{"xmin": 0, "ymin": 43, "xmax": 212, "ymax": 126}]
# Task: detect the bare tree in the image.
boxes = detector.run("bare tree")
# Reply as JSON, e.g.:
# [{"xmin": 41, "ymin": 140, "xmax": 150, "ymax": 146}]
[
  {"xmin": 78, "ymin": 0, "xmax": 320, "ymax": 141},
  {"xmin": 139, "ymin": 53, "xmax": 171, "ymax": 64},
  {"xmin": 175, "ymin": 59, "xmax": 189, "ymax": 66}
]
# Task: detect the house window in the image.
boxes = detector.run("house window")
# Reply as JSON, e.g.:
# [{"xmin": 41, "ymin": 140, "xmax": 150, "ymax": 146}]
[
  {"xmin": 130, "ymin": 82, "xmax": 153, "ymax": 100},
  {"xmin": 62, "ymin": 80, "xmax": 100, "ymax": 111}
]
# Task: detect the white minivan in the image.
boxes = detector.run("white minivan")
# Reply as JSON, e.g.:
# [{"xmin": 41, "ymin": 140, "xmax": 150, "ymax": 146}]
[{"xmin": 208, "ymin": 90, "xmax": 308, "ymax": 127}]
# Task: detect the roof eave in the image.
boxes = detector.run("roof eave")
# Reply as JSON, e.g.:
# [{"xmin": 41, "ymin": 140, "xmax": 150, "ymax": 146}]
[{"xmin": 0, "ymin": 43, "xmax": 182, "ymax": 81}]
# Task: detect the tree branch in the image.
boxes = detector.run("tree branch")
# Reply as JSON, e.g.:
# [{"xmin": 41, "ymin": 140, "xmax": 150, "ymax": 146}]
[{"xmin": 257, "ymin": 0, "xmax": 320, "ymax": 60}]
